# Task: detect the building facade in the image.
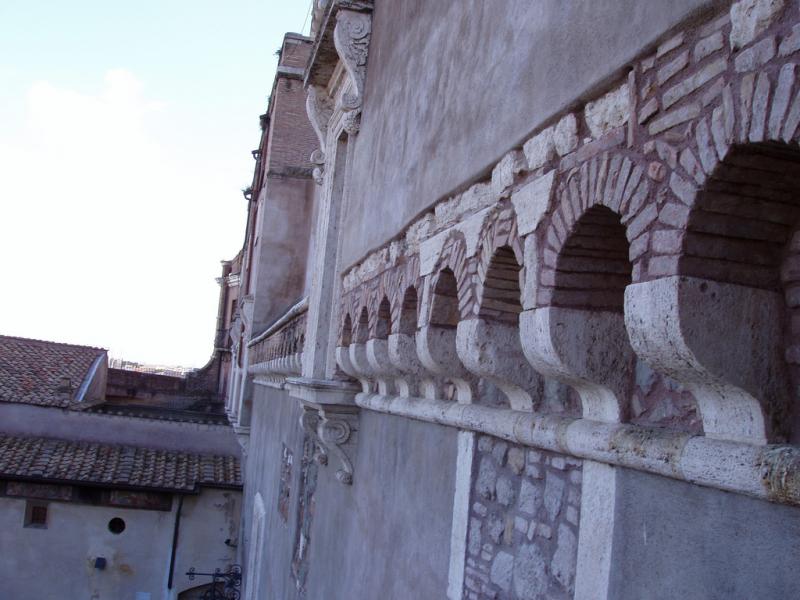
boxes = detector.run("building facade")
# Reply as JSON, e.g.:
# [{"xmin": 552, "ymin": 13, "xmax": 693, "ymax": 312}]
[
  {"xmin": 231, "ymin": 1, "xmax": 800, "ymax": 599},
  {"xmin": 0, "ymin": 335, "xmax": 243, "ymax": 599}
]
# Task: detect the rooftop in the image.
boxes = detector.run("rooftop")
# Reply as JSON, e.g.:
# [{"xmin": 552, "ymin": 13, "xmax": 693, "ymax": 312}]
[
  {"xmin": 0, "ymin": 433, "xmax": 241, "ymax": 493},
  {"xmin": 0, "ymin": 335, "xmax": 106, "ymax": 409}
]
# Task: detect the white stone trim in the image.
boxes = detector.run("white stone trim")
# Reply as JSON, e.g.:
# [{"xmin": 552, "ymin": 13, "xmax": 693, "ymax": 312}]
[
  {"xmin": 355, "ymin": 392, "xmax": 800, "ymax": 507},
  {"xmin": 447, "ymin": 430, "xmax": 475, "ymax": 600},
  {"xmin": 574, "ymin": 461, "xmax": 617, "ymax": 600}
]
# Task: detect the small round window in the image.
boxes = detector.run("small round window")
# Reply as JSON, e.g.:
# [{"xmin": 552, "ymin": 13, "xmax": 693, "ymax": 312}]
[{"xmin": 108, "ymin": 517, "xmax": 126, "ymax": 534}]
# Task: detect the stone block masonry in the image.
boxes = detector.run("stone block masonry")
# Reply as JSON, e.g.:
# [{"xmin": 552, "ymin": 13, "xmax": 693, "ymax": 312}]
[{"xmin": 464, "ymin": 435, "xmax": 581, "ymax": 600}]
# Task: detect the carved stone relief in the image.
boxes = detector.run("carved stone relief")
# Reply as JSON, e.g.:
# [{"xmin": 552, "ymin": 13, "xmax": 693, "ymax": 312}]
[{"xmin": 333, "ymin": 9, "xmax": 371, "ymax": 112}]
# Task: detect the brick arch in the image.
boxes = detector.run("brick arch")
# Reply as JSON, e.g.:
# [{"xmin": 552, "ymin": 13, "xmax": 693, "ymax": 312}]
[
  {"xmin": 642, "ymin": 64, "xmax": 800, "ymax": 284},
  {"xmin": 396, "ymin": 285, "xmax": 419, "ymax": 335},
  {"xmin": 472, "ymin": 205, "xmax": 524, "ymax": 322},
  {"xmin": 634, "ymin": 27, "xmax": 800, "ymax": 283},
  {"xmin": 340, "ymin": 312, "xmax": 353, "ymax": 346},
  {"xmin": 536, "ymin": 151, "xmax": 648, "ymax": 308},
  {"xmin": 375, "ymin": 295, "xmax": 392, "ymax": 339},
  {"xmin": 660, "ymin": 138, "xmax": 800, "ymax": 442},
  {"xmin": 421, "ymin": 231, "xmax": 473, "ymax": 326},
  {"xmin": 620, "ymin": 43, "xmax": 800, "ymax": 442},
  {"xmin": 429, "ymin": 268, "xmax": 460, "ymax": 327},
  {"xmin": 387, "ymin": 255, "xmax": 421, "ymax": 332},
  {"xmin": 354, "ymin": 305, "xmax": 370, "ymax": 344},
  {"xmin": 677, "ymin": 142, "xmax": 800, "ymax": 289}
]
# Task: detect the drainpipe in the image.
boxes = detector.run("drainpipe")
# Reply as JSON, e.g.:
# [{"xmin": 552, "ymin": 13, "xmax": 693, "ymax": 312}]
[{"xmin": 167, "ymin": 496, "xmax": 184, "ymax": 590}]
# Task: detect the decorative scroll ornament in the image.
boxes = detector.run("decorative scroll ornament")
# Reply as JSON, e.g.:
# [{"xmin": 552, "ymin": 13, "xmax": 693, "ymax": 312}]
[
  {"xmin": 333, "ymin": 9, "xmax": 371, "ymax": 112},
  {"xmin": 305, "ymin": 85, "xmax": 334, "ymax": 185},
  {"xmin": 318, "ymin": 415, "xmax": 354, "ymax": 484},
  {"xmin": 299, "ymin": 407, "xmax": 357, "ymax": 485},
  {"xmin": 299, "ymin": 409, "xmax": 329, "ymax": 466},
  {"xmin": 342, "ymin": 110, "xmax": 361, "ymax": 135}
]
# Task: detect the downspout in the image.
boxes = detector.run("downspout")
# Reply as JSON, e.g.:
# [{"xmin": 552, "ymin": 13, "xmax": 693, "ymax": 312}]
[{"xmin": 167, "ymin": 495, "xmax": 184, "ymax": 590}]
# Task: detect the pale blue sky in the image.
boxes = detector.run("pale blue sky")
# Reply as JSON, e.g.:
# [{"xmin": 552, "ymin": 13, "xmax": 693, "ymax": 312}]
[{"xmin": 0, "ymin": 1, "xmax": 312, "ymax": 366}]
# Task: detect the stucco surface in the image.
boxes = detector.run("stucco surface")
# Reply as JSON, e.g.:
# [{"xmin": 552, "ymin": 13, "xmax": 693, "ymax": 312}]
[
  {"xmin": 243, "ymin": 391, "xmax": 458, "ymax": 600},
  {"xmin": 0, "ymin": 491, "xmax": 237, "ymax": 600},
  {"xmin": 609, "ymin": 468, "xmax": 800, "ymax": 599},
  {"xmin": 306, "ymin": 410, "xmax": 457, "ymax": 600},
  {"xmin": 251, "ymin": 177, "xmax": 314, "ymax": 333},
  {"xmin": 241, "ymin": 386, "xmax": 306, "ymax": 600},
  {"xmin": 341, "ymin": 0, "xmax": 718, "ymax": 268}
]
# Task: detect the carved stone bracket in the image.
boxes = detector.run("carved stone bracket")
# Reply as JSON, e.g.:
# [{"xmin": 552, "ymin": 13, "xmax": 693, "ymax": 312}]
[
  {"xmin": 299, "ymin": 409, "xmax": 329, "ymax": 467},
  {"xmin": 333, "ymin": 9, "xmax": 371, "ymax": 112},
  {"xmin": 305, "ymin": 85, "xmax": 334, "ymax": 185},
  {"xmin": 289, "ymin": 377, "xmax": 360, "ymax": 485},
  {"xmin": 299, "ymin": 405, "xmax": 359, "ymax": 484}
]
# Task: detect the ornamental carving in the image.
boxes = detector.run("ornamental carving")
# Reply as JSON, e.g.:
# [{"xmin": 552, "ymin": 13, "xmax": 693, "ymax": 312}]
[
  {"xmin": 333, "ymin": 9, "xmax": 371, "ymax": 112},
  {"xmin": 305, "ymin": 85, "xmax": 334, "ymax": 185},
  {"xmin": 299, "ymin": 407, "xmax": 357, "ymax": 485}
]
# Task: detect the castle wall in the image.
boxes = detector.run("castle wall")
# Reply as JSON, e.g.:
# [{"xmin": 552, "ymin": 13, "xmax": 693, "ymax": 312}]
[
  {"xmin": 240, "ymin": 1, "xmax": 800, "ymax": 598},
  {"xmin": 340, "ymin": 0, "xmax": 718, "ymax": 268}
]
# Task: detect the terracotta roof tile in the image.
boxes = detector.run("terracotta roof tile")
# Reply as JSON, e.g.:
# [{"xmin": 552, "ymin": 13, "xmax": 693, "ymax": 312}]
[
  {"xmin": 0, "ymin": 433, "xmax": 241, "ymax": 492},
  {"xmin": 0, "ymin": 335, "xmax": 106, "ymax": 408}
]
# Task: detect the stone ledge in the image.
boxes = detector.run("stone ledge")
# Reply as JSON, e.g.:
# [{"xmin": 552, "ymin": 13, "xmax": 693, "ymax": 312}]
[{"xmin": 356, "ymin": 392, "xmax": 800, "ymax": 507}]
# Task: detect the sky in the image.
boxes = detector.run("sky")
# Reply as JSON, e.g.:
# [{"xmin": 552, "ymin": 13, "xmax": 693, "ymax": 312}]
[{"xmin": 0, "ymin": 0, "xmax": 312, "ymax": 367}]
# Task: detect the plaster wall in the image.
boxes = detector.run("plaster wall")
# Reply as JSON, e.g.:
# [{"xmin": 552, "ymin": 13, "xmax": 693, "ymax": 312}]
[
  {"xmin": 242, "ymin": 386, "xmax": 458, "ymax": 600},
  {"xmin": 0, "ymin": 488, "xmax": 239, "ymax": 600},
  {"xmin": 170, "ymin": 489, "xmax": 241, "ymax": 598},
  {"xmin": 0, "ymin": 403, "xmax": 241, "ymax": 455},
  {"xmin": 0, "ymin": 495, "xmax": 173, "ymax": 600},
  {"xmin": 608, "ymin": 468, "xmax": 800, "ymax": 600},
  {"xmin": 250, "ymin": 176, "xmax": 315, "ymax": 334},
  {"xmin": 305, "ymin": 409, "xmax": 457, "ymax": 600},
  {"xmin": 341, "ymin": 0, "xmax": 719, "ymax": 267},
  {"xmin": 241, "ymin": 385, "xmax": 306, "ymax": 600}
]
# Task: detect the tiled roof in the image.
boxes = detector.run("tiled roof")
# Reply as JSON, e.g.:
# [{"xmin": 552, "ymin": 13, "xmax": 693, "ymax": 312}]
[
  {"xmin": 0, "ymin": 335, "xmax": 106, "ymax": 408},
  {"xmin": 0, "ymin": 433, "xmax": 241, "ymax": 492}
]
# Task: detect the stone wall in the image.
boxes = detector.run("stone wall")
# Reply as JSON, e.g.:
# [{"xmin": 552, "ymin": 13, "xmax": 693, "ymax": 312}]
[{"xmin": 465, "ymin": 436, "xmax": 581, "ymax": 600}]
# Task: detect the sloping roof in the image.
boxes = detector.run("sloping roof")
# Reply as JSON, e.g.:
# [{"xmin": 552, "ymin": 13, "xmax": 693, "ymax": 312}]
[
  {"xmin": 0, "ymin": 433, "xmax": 241, "ymax": 492},
  {"xmin": 0, "ymin": 335, "xmax": 106, "ymax": 408}
]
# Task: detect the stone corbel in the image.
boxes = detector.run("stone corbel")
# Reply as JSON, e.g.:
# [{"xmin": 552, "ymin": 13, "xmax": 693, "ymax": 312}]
[
  {"xmin": 333, "ymin": 9, "xmax": 371, "ymax": 112},
  {"xmin": 334, "ymin": 343, "xmax": 375, "ymax": 393},
  {"xmin": 624, "ymin": 275, "xmax": 789, "ymax": 444},
  {"xmin": 387, "ymin": 332, "xmax": 439, "ymax": 398},
  {"xmin": 416, "ymin": 325, "xmax": 476, "ymax": 403},
  {"xmin": 305, "ymin": 85, "xmax": 333, "ymax": 185},
  {"xmin": 520, "ymin": 307, "xmax": 635, "ymax": 423},
  {"xmin": 299, "ymin": 405, "xmax": 358, "ymax": 485},
  {"xmin": 365, "ymin": 338, "xmax": 401, "ymax": 395},
  {"xmin": 348, "ymin": 341, "xmax": 377, "ymax": 392},
  {"xmin": 300, "ymin": 408, "xmax": 329, "ymax": 466},
  {"xmin": 456, "ymin": 319, "xmax": 542, "ymax": 411}
]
